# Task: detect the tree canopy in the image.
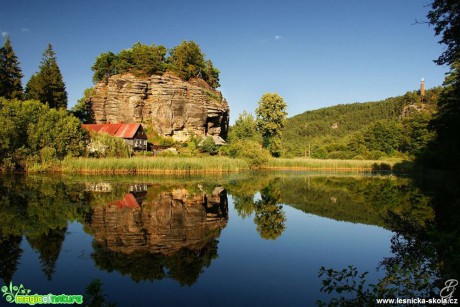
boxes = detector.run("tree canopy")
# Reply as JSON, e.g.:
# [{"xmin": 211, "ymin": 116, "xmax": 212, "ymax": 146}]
[
  {"xmin": 0, "ymin": 98, "xmax": 86, "ymax": 171},
  {"xmin": 419, "ymin": 0, "xmax": 460, "ymax": 171},
  {"xmin": 25, "ymin": 44, "xmax": 68, "ymax": 109},
  {"xmin": 91, "ymin": 41, "xmax": 220, "ymax": 88},
  {"xmin": 256, "ymin": 93, "xmax": 288, "ymax": 157},
  {"xmin": 0, "ymin": 36, "xmax": 23, "ymax": 100}
]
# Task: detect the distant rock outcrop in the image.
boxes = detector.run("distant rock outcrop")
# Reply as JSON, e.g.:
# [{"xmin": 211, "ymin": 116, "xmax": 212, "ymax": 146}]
[{"xmin": 89, "ymin": 72, "xmax": 230, "ymax": 142}]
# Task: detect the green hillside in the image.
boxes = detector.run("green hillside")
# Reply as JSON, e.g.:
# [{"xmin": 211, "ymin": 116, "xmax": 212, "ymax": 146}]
[{"xmin": 282, "ymin": 88, "xmax": 441, "ymax": 158}]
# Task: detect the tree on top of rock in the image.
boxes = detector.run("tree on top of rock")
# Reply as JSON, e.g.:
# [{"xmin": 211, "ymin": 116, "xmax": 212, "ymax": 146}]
[
  {"xmin": 25, "ymin": 44, "xmax": 67, "ymax": 109},
  {"xmin": 0, "ymin": 35, "xmax": 23, "ymax": 99},
  {"xmin": 91, "ymin": 40, "xmax": 221, "ymax": 88},
  {"xmin": 167, "ymin": 40, "xmax": 206, "ymax": 81}
]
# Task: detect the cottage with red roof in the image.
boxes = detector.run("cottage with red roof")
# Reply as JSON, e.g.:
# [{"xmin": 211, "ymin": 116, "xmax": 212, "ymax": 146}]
[{"xmin": 82, "ymin": 122, "xmax": 148, "ymax": 151}]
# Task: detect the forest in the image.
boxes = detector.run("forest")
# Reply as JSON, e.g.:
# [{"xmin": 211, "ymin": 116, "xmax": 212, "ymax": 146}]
[{"xmin": 281, "ymin": 87, "xmax": 441, "ymax": 159}]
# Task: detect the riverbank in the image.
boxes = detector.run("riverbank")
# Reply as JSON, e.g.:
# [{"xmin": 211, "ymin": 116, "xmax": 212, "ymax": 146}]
[{"xmin": 37, "ymin": 156, "xmax": 405, "ymax": 174}]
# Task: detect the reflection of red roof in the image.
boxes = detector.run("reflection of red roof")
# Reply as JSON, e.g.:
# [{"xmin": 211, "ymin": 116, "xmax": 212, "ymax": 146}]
[
  {"xmin": 82, "ymin": 123, "xmax": 144, "ymax": 139},
  {"xmin": 108, "ymin": 193, "xmax": 140, "ymax": 209}
]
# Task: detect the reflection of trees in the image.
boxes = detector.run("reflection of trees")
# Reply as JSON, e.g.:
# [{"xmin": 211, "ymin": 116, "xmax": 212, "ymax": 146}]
[
  {"xmin": 0, "ymin": 236, "xmax": 23, "ymax": 284},
  {"xmin": 0, "ymin": 175, "xmax": 89, "ymax": 282},
  {"xmin": 317, "ymin": 173, "xmax": 459, "ymax": 304},
  {"xmin": 27, "ymin": 227, "xmax": 67, "ymax": 281},
  {"xmin": 254, "ymin": 183, "xmax": 286, "ymax": 240},
  {"xmin": 276, "ymin": 176, "xmax": 434, "ymax": 229},
  {"xmin": 92, "ymin": 239, "xmax": 218, "ymax": 286},
  {"xmin": 233, "ymin": 195, "xmax": 255, "ymax": 219},
  {"xmin": 230, "ymin": 177, "xmax": 287, "ymax": 240}
]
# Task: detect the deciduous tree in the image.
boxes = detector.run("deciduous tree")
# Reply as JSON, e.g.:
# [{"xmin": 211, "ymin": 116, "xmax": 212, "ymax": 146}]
[{"xmin": 255, "ymin": 93, "xmax": 288, "ymax": 157}]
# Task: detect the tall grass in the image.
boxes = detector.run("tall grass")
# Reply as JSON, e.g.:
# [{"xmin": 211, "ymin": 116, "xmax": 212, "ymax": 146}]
[
  {"xmin": 61, "ymin": 156, "xmax": 249, "ymax": 174},
  {"xmin": 264, "ymin": 158, "xmax": 399, "ymax": 171}
]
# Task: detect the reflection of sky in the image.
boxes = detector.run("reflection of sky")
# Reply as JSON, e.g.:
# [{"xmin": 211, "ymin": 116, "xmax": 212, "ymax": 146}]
[{"xmin": 12, "ymin": 195, "xmax": 393, "ymax": 306}]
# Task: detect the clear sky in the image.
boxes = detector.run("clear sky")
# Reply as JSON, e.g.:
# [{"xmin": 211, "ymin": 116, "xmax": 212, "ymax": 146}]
[{"xmin": 1, "ymin": 0, "xmax": 448, "ymax": 123}]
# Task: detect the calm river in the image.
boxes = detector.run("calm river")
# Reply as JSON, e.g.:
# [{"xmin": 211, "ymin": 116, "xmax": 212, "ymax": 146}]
[{"xmin": 0, "ymin": 171, "xmax": 449, "ymax": 306}]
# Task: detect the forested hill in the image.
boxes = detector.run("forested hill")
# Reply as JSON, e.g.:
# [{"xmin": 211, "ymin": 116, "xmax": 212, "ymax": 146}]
[{"xmin": 282, "ymin": 87, "xmax": 441, "ymax": 158}]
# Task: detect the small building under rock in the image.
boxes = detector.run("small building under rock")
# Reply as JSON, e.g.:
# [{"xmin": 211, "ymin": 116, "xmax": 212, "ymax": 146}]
[{"xmin": 82, "ymin": 122, "xmax": 148, "ymax": 151}]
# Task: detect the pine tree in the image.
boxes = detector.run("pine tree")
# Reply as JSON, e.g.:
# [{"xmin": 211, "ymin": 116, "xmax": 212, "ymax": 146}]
[
  {"xmin": 0, "ymin": 36, "xmax": 23, "ymax": 99},
  {"xmin": 25, "ymin": 44, "xmax": 67, "ymax": 109}
]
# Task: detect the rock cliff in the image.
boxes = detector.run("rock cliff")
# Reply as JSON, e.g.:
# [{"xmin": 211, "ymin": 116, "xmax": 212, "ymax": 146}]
[{"xmin": 89, "ymin": 72, "xmax": 230, "ymax": 142}]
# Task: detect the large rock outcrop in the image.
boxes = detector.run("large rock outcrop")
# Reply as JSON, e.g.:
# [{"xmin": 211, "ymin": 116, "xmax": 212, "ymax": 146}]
[{"xmin": 89, "ymin": 73, "xmax": 230, "ymax": 142}]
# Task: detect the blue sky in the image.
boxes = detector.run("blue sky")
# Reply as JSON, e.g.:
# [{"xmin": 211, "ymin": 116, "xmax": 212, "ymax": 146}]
[{"xmin": 1, "ymin": 0, "xmax": 448, "ymax": 123}]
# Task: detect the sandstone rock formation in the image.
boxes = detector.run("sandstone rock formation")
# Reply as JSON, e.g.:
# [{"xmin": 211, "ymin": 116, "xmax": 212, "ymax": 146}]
[
  {"xmin": 89, "ymin": 73, "xmax": 230, "ymax": 142},
  {"xmin": 87, "ymin": 186, "xmax": 228, "ymax": 255}
]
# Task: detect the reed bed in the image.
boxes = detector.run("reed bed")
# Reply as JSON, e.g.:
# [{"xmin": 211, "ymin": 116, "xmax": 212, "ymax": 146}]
[
  {"xmin": 263, "ymin": 158, "xmax": 397, "ymax": 171},
  {"xmin": 61, "ymin": 156, "xmax": 249, "ymax": 174}
]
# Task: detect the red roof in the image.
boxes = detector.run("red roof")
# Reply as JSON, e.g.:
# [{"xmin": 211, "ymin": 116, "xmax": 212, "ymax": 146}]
[
  {"xmin": 82, "ymin": 123, "xmax": 144, "ymax": 139},
  {"xmin": 108, "ymin": 193, "xmax": 140, "ymax": 209}
]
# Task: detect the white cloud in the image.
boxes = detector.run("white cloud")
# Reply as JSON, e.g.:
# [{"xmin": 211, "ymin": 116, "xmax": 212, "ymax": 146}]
[
  {"xmin": 1, "ymin": 31, "xmax": 8, "ymax": 37},
  {"xmin": 21, "ymin": 28, "xmax": 30, "ymax": 32},
  {"xmin": 274, "ymin": 35, "xmax": 282, "ymax": 40}
]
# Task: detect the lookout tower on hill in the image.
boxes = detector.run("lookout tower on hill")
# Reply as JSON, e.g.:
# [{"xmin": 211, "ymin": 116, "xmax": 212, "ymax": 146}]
[{"xmin": 420, "ymin": 78, "xmax": 425, "ymax": 102}]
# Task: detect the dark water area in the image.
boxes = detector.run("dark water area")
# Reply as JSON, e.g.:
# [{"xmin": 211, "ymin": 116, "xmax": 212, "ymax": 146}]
[{"xmin": 0, "ymin": 172, "xmax": 456, "ymax": 306}]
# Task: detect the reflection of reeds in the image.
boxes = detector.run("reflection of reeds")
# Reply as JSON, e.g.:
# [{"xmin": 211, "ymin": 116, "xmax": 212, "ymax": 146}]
[
  {"xmin": 263, "ymin": 158, "xmax": 399, "ymax": 172},
  {"xmin": 61, "ymin": 157, "xmax": 249, "ymax": 174}
]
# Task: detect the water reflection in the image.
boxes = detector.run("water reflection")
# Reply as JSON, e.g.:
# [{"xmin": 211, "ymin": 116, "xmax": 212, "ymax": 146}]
[
  {"xmin": 232, "ymin": 180, "xmax": 286, "ymax": 240},
  {"xmin": 316, "ymin": 172, "xmax": 459, "ymax": 305},
  {"xmin": 86, "ymin": 185, "xmax": 228, "ymax": 284},
  {"xmin": 0, "ymin": 173, "xmax": 446, "ymax": 304}
]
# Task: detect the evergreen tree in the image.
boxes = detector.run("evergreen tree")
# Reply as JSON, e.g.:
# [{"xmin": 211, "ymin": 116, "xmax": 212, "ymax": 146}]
[
  {"xmin": 25, "ymin": 44, "xmax": 67, "ymax": 109},
  {"xmin": 0, "ymin": 36, "xmax": 23, "ymax": 99}
]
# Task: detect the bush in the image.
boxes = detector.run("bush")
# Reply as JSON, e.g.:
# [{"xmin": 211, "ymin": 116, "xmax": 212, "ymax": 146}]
[
  {"xmin": 326, "ymin": 151, "xmax": 355, "ymax": 159},
  {"xmin": 365, "ymin": 150, "xmax": 387, "ymax": 160},
  {"xmin": 0, "ymin": 98, "xmax": 87, "ymax": 171},
  {"xmin": 312, "ymin": 146, "xmax": 328, "ymax": 159},
  {"xmin": 227, "ymin": 140, "xmax": 270, "ymax": 168},
  {"xmin": 87, "ymin": 132, "xmax": 132, "ymax": 158},
  {"xmin": 200, "ymin": 136, "xmax": 218, "ymax": 155}
]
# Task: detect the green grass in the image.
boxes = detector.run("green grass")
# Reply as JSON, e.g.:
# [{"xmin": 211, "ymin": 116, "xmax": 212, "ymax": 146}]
[
  {"xmin": 264, "ymin": 158, "xmax": 401, "ymax": 171},
  {"xmin": 61, "ymin": 156, "xmax": 249, "ymax": 174},
  {"xmin": 51, "ymin": 156, "xmax": 403, "ymax": 174}
]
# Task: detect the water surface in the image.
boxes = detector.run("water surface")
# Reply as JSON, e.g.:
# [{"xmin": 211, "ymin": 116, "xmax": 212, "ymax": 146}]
[{"xmin": 0, "ymin": 172, "xmax": 434, "ymax": 306}]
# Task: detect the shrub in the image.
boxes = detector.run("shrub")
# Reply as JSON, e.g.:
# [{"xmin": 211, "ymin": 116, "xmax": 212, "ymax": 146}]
[
  {"xmin": 227, "ymin": 140, "xmax": 270, "ymax": 168},
  {"xmin": 87, "ymin": 132, "xmax": 132, "ymax": 158},
  {"xmin": 200, "ymin": 136, "xmax": 219, "ymax": 155}
]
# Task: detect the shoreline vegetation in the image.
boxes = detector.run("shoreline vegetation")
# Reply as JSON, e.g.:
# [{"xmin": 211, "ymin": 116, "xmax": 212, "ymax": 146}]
[{"xmin": 23, "ymin": 156, "xmax": 405, "ymax": 175}]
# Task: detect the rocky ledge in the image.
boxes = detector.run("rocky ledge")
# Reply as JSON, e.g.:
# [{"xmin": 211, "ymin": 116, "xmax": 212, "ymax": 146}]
[{"xmin": 88, "ymin": 72, "xmax": 230, "ymax": 142}]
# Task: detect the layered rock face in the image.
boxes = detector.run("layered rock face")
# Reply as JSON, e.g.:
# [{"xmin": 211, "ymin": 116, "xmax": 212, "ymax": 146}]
[
  {"xmin": 89, "ymin": 73, "xmax": 230, "ymax": 142},
  {"xmin": 87, "ymin": 187, "xmax": 228, "ymax": 255}
]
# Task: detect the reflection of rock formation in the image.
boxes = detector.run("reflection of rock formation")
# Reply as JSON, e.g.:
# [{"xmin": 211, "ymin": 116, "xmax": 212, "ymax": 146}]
[
  {"xmin": 87, "ymin": 186, "xmax": 228, "ymax": 284},
  {"xmin": 88, "ymin": 186, "xmax": 228, "ymax": 255}
]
